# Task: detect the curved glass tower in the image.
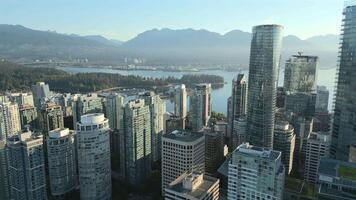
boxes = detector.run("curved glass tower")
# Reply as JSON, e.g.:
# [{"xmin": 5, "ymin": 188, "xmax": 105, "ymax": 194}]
[
  {"xmin": 331, "ymin": 3, "xmax": 356, "ymax": 161},
  {"xmin": 246, "ymin": 24, "xmax": 283, "ymax": 148}
]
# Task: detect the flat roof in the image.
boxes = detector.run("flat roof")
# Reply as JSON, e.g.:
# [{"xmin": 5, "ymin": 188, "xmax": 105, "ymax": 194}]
[
  {"xmin": 163, "ymin": 130, "xmax": 204, "ymax": 143},
  {"xmin": 319, "ymin": 157, "xmax": 356, "ymax": 181}
]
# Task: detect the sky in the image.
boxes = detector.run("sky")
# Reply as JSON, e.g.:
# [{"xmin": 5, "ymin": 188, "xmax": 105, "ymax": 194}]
[{"xmin": 0, "ymin": 0, "xmax": 344, "ymax": 41}]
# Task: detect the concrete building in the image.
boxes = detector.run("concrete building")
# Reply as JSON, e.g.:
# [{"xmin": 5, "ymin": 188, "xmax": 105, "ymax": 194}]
[
  {"xmin": 141, "ymin": 91, "xmax": 166, "ymax": 162},
  {"xmin": 162, "ymin": 130, "xmax": 205, "ymax": 194},
  {"xmin": 231, "ymin": 116, "xmax": 247, "ymax": 151},
  {"xmin": 227, "ymin": 143, "xmax": 285, "ymax": 200},
  {"xmin": 228, "ymin": 74, "xmax": 247, "ymax": 146},
  {"xmin": 38, "ymin": 103, "xmax": 64, "ymax": 136},
  {"xmin": 165, "ymin": 113, "xmax": 185, "ymax": 134},
  {"xmin": 120, "ymin": 99, "xmax": 152, "ymax": 186},
  {"xmin": 0, "ymin": 140, "xmax": 10, "ymax": 200},
  {"xmin": 246, "ymin": 24, "xmax": 283, "ymax": 148},
  {"xmin": 331, "ymin": 2, "xmax": 356, "ymax": 161},
  {"xmin": 0, "ymin": 102, "xmax": 21, "ymax": 138},
  {"xmin": 31, "ymin": 82, "xmax": 51, "ymax": 108},
  {"xmin": 19, "ymin": 105, "xmax": 37, "ymax": 129},
  {"xmin": 47, "ymin": 128, "xmax": 77, "ymax": 197},
  {"xmin": 164, "ymin": 173, "xmax": 219, "ymax": 200},
  {"xmin": 317, "ymin": 157, "xmax": 356, "ymax": 200},
  {"xmin": 72, "ymin": 93, "xmax": 104, "ymax": 127},
  {"xmin": 315, "ymin": 86, "xmax": 329, "ymax": 112},
  {"xmin": 9, "ymin": 93, "xmax": 34, "ymax": 107},
  {"xmin": 204, "ymin": 129, "xmax": 224, "ymax": 176},
  {"xmin": 190, "ymin": 84, "xmax": 212, "ymax": 131},
  {"xmin": 284, "ymin": 53, "xmax": 318, "ymax": 93},
  {"xmin": 273, "ymin": 120, "xmax": 295, "ymax": 175},
  {"xmin": 174, "ymin": 84, "xmax": 187, "ymax": 119},
  {"xmin": 7, "ymin": 130, "xmax": 47, "ymax": 200},
  {"xmin": 76, "ymin": 114, "xmax": 111, "ymax": 200},
  {"xmin": 105, "ymin": 93, "xmax": 124, "ymax": 130},
  {"xmin": 304, "ymin": 132, "xmax": 331, "ymax": 183}
]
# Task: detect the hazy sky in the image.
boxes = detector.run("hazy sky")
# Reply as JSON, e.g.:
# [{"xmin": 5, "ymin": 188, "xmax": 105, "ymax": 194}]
[{"xmin": 1, "ymin": 0, "xmax": 344, "ymax": 41}]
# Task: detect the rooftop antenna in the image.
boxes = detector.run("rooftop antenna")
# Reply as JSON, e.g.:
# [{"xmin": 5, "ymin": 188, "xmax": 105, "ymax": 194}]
[{"xmin": 298, "ymin": 51, "xmax": 303, "ymax": 56}]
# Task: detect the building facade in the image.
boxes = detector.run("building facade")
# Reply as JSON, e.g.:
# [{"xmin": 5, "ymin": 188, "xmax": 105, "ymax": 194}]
[
  {"xmin": 174, "ymin": 84, "xmax": 187, "ymax": 119},
  {"xmin": 120, "ymin": 99, "xmax": 152, "ymax": 186},
  {"xmin": 31, "ymin": 82, "xmax": 51, "ymax": 108},
  {"xmin": 190, "ymin": 84, "xmax": 212, "ymax": 131},
  {"xmin": 7, "ymin": 131, "xmax": 47, "ymax": 200},
  {"xmin": 246, "ymin": 24, "xmax": 283, "ymax": 148},
  {"xmin": 105, "ymin": 93, "xmax": 124, "ymax": 130},
  {"xmin": 273, "ymin": 120, "xmax": 295, "ymax": 175},
  {"xmin": 19, "ymin": 105, "xmax": 37, "ymax": 129},
  {"xmin": 162, "ymin": 130, "xmax": 205, "ymax": 194},
  {"xmin": 76, "ymin": 114, "xmax": 111, "ymax": 200},
  {"xmin": 204, "ymin": 129, "xmax": 224, "ymax": 175},
  {"xmin": 47, "ymin": 128, "xmax": 77, "ymax": 197},
  {"xmin": 38, "ymin": 103, "xmax": 64, "ymax": 135},
  {"xmin": 0, "ymin": 102, "xmax": 21, "ymax": 138},
  {"xmin": 227, "ymin": 143, "xmax": 285, "ymax": 200}
]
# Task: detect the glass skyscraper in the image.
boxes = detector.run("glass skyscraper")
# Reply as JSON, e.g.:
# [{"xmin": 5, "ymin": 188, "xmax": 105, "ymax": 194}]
[
  {"xmin": 331, "ymin": 3, "xmax": 356, "ymax": 161},
  {"xmin": 246, "ymin": 24, "xmax": 283, "ymax": 148}
]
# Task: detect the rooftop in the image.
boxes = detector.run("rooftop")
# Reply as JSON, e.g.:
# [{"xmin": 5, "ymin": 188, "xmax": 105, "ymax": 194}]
[
  {"xmin": 319, "ymin": 157, "xmax": 356, "ymax": 181},
  {"xmin": 236, "ymin": 143, "xmax": 281, "ymax": 160},
  {"xmin": 163, "ymin": 130, "xmax": 204, "ymax": 143},
  {"xmin": 166, "ymin": 173, "xmax": 219, "ymax": 199}
]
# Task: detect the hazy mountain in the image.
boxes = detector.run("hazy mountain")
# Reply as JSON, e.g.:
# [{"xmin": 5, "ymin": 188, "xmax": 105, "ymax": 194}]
[
  {"xmin": 0, "ymin": 25, "xmax": 339, "ymax": 68},
  {"xmin": 0, "ymin": 24, "xmax": 125, "ymax": 63}
]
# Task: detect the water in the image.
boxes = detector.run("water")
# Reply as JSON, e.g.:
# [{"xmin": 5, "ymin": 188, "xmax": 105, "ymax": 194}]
[{"xmin": 59, "ymin": 66, "xmax": 337, "ymax": 114}]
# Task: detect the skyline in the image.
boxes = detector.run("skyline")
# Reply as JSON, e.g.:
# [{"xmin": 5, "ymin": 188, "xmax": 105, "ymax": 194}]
[{"xmin": 1, "ymin": 0, "xmax": 343, "ymax": 41}]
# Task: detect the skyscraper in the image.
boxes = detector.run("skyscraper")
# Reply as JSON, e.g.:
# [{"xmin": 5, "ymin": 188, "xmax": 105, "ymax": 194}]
[
  {"xmin": 72, "ymin": 93, "xmax": 104, "ymax": 127},
  {"xmin": 304, "ymin": 132, "xmax": 330, "ymax": 183},
  {"xmin": 204, "ymin": 128, "xmax": 224, "ymax": 175},
  {"xmin": 0, "ymin": 140, "xmax": 10, "ymax": 200},
  {"xmin": 331, "ymin": 2, "xmax": 356, "ymax": 161},
  {"xmin": 47, "ymin": 128, "xmax": 77, "ymax": 197},
  {"xmin": 120, "ymin": 99, "xmax": 152, "ymax": 186},
  {"xmin": 190, "ymin": 84, "xmax": 212, "ymax": 131},
  {"xmin": 105, "ymin": 93, "xmax": 124, "ymax": 130},
  {"xmin": 228, "ymin": 74, "xmax": 247, "ymax": 149},
  {"xmin": 141, "ymin": 91, "xmax": 165, "ymax": 162},
  {"xmin": 38, "ymin": 103, "xmax": 64, "ymax": 136},
  {"xmin": 315, "ymin": 86, "xmax": 329, "ymax": 112},
  {"xmin": 227, "ymin": 143, "xmax": 285, "ymax": 200},
  {"xmin": 0, "ymin": 102, "xmax": 21, "ymax": 138},
  {"xmin": 174, "ymin": 84, "xmax": 187, "ymax": 119},
  {"xmin": 284, "ymin": 54, "xmax": 318, "ymax": 93},
  {"xmin": 246, "ymin": 24, "xmax": 283, "ymax": 148},
  {"xmin": 76, "ymin": 114, "xmax": 111, "ymax": 200},
  {"xmin": 273, "ymin": 120, "xmax": 295, "ymax": 175},
  {"xmin": 7, "ymin": 130, "xmax": 47, "ymax": 200},
  {"xmin": 19, "ymin": 105, "xmax": 37, "ymax": 129},
  {"xmin": 31, "ymin": 82, "xmax": 51, "ymax": 108},
  {"xmin": 161, "ymin": 130, "xmax": 205, "ymax": 194}
]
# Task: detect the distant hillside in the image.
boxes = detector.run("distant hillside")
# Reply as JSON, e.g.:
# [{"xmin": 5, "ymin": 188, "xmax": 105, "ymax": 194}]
[{"xmin": 0, "ymin": 25, "xmax": 339, "ymax": 68}]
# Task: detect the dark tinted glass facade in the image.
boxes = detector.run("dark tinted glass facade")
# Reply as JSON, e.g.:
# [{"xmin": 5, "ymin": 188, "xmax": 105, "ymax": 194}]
[{"xmin": 246, "ymin": 24, "xmax": 283, "ymax": 148}]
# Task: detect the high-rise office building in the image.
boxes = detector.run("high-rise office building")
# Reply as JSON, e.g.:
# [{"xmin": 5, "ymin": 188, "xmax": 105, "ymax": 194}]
[
  {"xmin": 164, "ymin": 173, "xmax": 219, "ymax": 200},
  {"xmin": 304, "ymin": 132, "xmax": 331, "ymax": 183},
  {"xmin": 0, "ymin": 140, "xmax": 10, "ymax": 200},
  {"xmin": 38, "ymin": 103, "xmax": 64, "ymax": 135},
  {"xmin": 162, "ymin": 130, "xmax": 205, "ymax": 194},
  {"xmin": 141, "ymin": 91, "xmax": 165, "ymax": 162},
  {"xmin": 72, "ymin": 93, "xmax": 104, "ymax": 127},
  {"xmin": 47, "ymin": 128, "xmax": 77, "ymax": 197},
  {"xmin": 31, "ymin": 82, "xmax": 51, "ymax": 108},
  {"xmin": 190, "ymin": 84, "xmax": 212, "ymax": 131},
  {"xmin": 105, "ymin": 93, "xmax": 124, "ymax": 130},
  {"xmin": 231, "ymin": 116, "xmax": 247, "ymax": 151},
  {"xmin": 331, "ymin": 3, "xmax": 356, "ymax": 161},
  {"xmin": 0, "ymin": 102, "xmax": 21, "ymax": 138},
  {"xmin": 204, "ymin": 129, "xmax": 224, "ymax": 175},
  {"xmin": 7, "ymin": 130, "xmax": 47, "ymax": 200},
  {"xmin": 273, "ymin": 120, "xmax": 295, "ymax": 175},
  {"xmin": 165, "ymin": 112, "xmax": 185, "ymax": 134},
  {"xmin": 227, "ymin": 143, "xmax": 285, "ymax": 200},
  {"xmin": 19, "ymin": 105, "xmax": 37, "ymax": 129},
  {"xmin": 76, "ymin": 114, "xmax": 111, "ymax": 200},
  {"xmin": 284, "ymin": 53, "xmax": 318, "ymax": 93},
  {"xmin": 246, "ymin": 24, "xmax": 283, "ymax": 148},
  {"xmin": 315, "ymin": 86, "xmax": 329, "ymax": 112},
  {"xmin": 120, "ymin": 99, "xmax": 152, "ymax": 186},
  {"xmin": 174, "ymin": 84, "xmax": 187, "ymax": 119},
  {"xmin": 228, "ymin": 74, "xmax": 247, "ymax": 149}
]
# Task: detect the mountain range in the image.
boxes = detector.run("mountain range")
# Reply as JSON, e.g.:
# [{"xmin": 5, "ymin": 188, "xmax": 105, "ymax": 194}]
[{"xmin": 0, "ymin": 24, "xmax": 339, "ymax": 68}]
